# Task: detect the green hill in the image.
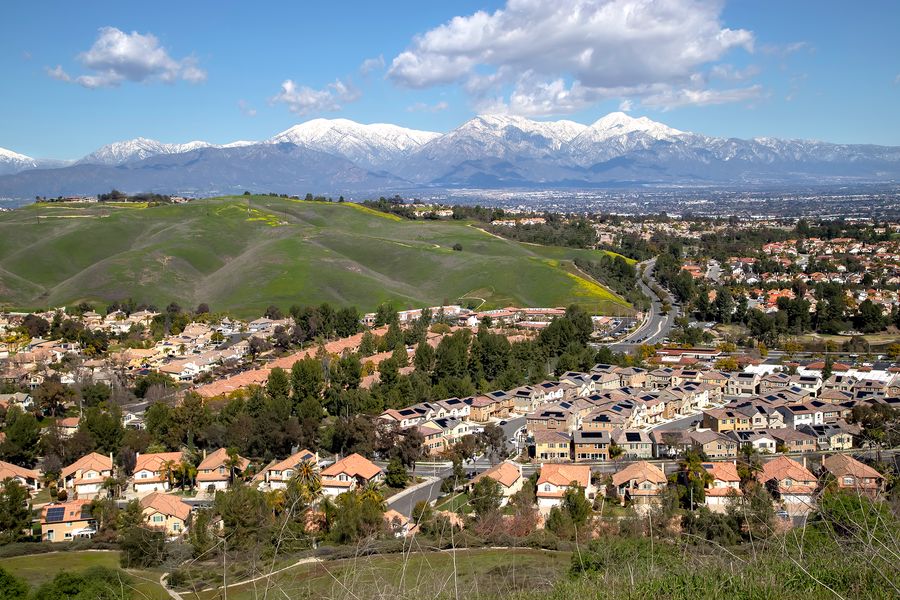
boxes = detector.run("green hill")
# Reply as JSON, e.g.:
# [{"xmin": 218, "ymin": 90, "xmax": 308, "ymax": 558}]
[{"xmin": 0, "ymin": 196, "xmax": 633, "ymax": 317}]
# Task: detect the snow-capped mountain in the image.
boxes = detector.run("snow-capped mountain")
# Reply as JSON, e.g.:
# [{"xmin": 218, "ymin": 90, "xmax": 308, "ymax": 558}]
[
  {"xmin": 1, "ymin": 113, "xmax": 898, "ymax": 199},
  {"xmin": 0, "ymin": 147, "xmax": 39, "ymax": 176},
  {"xmin": 77, "ymin": 138, "xmax": 219, "ymax": 166},
  {"xmin": 267, "ymin": 119, "xmax": 440, "ymax": 170}
]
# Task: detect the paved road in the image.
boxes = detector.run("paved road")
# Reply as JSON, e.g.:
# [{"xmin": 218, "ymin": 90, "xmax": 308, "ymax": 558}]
[
  {"xmin": 387, "ymin": 468, "xmax": 448, "ymax": 517},
  {"xmin": 497, "ymin": 416, "xmax": 526, "ymax": 453},
  {"xmin": 608, "ymin": 258, "xmax": 678, "ymax": 352},
  {"xmin": 650, "ymin": 413, "xmax": 703, "ymax": 432}
]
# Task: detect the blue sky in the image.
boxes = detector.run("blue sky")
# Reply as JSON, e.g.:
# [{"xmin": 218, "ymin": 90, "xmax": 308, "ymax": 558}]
[{"xmin": 2, "ymin": 0, "xmax": 898, "ymax": 158}]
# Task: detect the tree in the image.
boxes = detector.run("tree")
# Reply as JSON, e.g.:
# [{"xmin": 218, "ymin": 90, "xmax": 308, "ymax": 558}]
[
  {"xmin": 0, "ymin": 479, "xmax": 32, "ymax": 544},
  {"xmin": 34, "ymin": 378, "xmax": 75, "ymax": 417},
  {"xmin": 120, "ymin": 525, "xmax": 166, "ymax": 568},
  {"xmin": 452, "ymin": 243, "xmax": 463, "ymax": 251},
  {"xmin": 0, "ymin": 408, "xmax": 41, "ymax": 466},
  {"xmin": 561, "ymin": 485, "xmax": 591, "ymax": 527},
  {"xmin": 395, "ymin": 429, "xmax": 424, "ymax": 468},
  {"xmin": 470, "ymin": 476, "xmax": 503, "ymax": 518},
  {"xmin": 290, "ymin": 358, "xmax": 324, "ymax": 406},
  {"xmin": 266, "ymin": 367, "xmax": 291, "ymax": 414},
  {"xmin": 478, "ymin": 424, "xmax": 506, "ymax": 464},
  {"xmin": 0, "ymin": 566, "xmax": 28, "ymax": 599},
  {"xmin": 264, "ymin": 305, "xmax": 283, "ymax": 320},
  {"xmin": 385, "ymin": 457, "xmax": 409, "ymax": 488}
]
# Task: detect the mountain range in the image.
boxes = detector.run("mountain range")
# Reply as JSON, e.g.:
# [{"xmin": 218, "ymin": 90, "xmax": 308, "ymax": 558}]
[{"xmin": 1, "ymin": 112, "xmax": 898, "ymax": 199}]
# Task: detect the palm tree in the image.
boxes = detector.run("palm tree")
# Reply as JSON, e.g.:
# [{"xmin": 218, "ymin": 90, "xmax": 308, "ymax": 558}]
[
  {"xmin": 359, "ymin": 481, "xmax": 385, "ymax": 508},
  {"xmin": 178, "ymin": 461, "xmax": 197, "ymax": 491},
  {"xmin": 160, "ymin": 459, "xmax": 177, "ymax": 491},
  {"xmin": 224, "ymin": 448, "xmax": 244, "ymax": 487}
]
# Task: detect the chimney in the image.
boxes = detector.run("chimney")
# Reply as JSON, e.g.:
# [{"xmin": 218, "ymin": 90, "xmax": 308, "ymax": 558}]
[
  {"xmin": 802, "ymin": 456, "xmax": 807, "ymax": 469},
  {"xmin": 203, "ymin": 449, "xmax": 207, "ymax": 460}
]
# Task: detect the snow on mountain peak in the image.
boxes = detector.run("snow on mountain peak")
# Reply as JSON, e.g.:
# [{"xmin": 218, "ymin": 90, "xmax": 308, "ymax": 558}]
[
  {"xmin": 0, "ymin": 146, "xmax": 34, "ymax": 162},
  {"xmin": 589, "ymin": 111, "xmax": 683, "ymax": 141}
]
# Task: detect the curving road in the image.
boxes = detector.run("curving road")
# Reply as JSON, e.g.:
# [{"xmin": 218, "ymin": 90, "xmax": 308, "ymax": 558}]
[{"xmin": 607, "ymin": 257, "xmax": 678, "ymax": 352}]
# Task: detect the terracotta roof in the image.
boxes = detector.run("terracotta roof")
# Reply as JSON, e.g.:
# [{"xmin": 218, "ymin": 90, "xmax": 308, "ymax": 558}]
[
  {"xmin": 134, "ymin": 452, "xmax": 184, "ymax": 474},
  {"xmin": 703, "ymin": 461, "xmax": 741, "ymax": 483},
  {"xmin": 61, "ymin": 452, "xmax": 112, "ymax": 479},
  {"xmin": 321, "ymin": 453, "xmax": 382, "ymax": 480},
  {"xmin": 141, "ymin": 492, "xmax": 191, "ymax": 522},
  {"xmin": 0, "ymin": 460, "xmax": 40, "ymax": 481},
  {"xmin": 41, "ymin": 499, "xmax": 93, "ymax": 524},
  {"xmin": 537, "ymin": 463, "xmax": 590, "ymax": 488},
  {"xmin": 611, "ymin": 461, "xmax": 667, "ymax": 487},
  {"xmin": 265, "ymin": 449, "xmax": 317, "ymax": 480},
  {"xmin": 822, "ymin": 454, "xmax": 883, "ymax": 481},
  {"xmin": 757, "ymin": 456, "xmax": 816, "ymax": 488},
  {"xmin": 197, "ymin": 448, "xmax": 250, "ymax": 481},
  {"xmin": 474, "ymin": 461, "xmax": 521, "ymax": 488}
]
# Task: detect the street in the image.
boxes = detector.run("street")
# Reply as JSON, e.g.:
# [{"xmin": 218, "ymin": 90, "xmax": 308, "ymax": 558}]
[{"xmin": 608, "ymin": 257, "xmax": 678, "ymax": 352}]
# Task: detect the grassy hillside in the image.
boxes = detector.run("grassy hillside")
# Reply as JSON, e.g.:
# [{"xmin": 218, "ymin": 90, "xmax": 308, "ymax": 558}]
[{"xmin": 0, "ymin": 196, "xmax": 632, "ymax": 317}]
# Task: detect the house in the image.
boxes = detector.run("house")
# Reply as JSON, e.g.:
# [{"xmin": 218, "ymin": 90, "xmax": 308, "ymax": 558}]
[
  {"xmin": 196, "ymin": 448, "xmax": 250, "ymax": 491},
  {"xmin": 132, "ymin": 452, "xmax": 183, "ymax": 495},
  {"xmin": 702, "ymin": 408, "xmax": 751, "ymax": 432},
  {"xmin": 759, "ymin": 372, "xmax": 792, "ymax": 394},
  {"xmin": 534, "ymin": 430, "xmax": 572, "ymax": 462},
  {"xmin": 611, "ymin": 461, "xmax": 668, "ymax": 509},
  {"xmin": 775, "ymin": 404, "xmax": 825, "ymax": 428},
  {"xmin": 797, "ymin": 424, "xmax": 854, "ymax": 451},
  {"xmin": 616, "ymin": 367, "xmax": 648, "ymax": 388},
  {"xmin": 0, "ymin": 460, "xmax": 41, "ymax": 493},
  {"xmin": 320, "ymin": 453, "xmax": 383, "ymax": 497},
  {"xmin": 141, "ymin": 492, "xmax": 191, "ymax": 537},
  {"xmin": 419, "ymin": 424, "xmax": 446, "ymax": 456},
  {"xmin": 702, "ymin": 461, "xmax": 742, "ymax": 513},
  {"xmin": 822, "ymin": 454, "xmax": 884, "ymax": 498},
  {"xmin": 471, "ymin": 461, "xmax": 523, "ymax": 505},
  {"xmin": 573, "ymin": 430, "xmax": 611, "ymax": 462},
  {"xmin": 61, "ymin": 452, "xmax": 113, "ymax": 498},
  {"xmin": 686, "ymin": 430, "xmax": 738, "ymax": 459},
  {"xmin": 257, "ymin": 449, "xmax": 319, "ymax": 490},
  {"xmin": 726, "ymin": 430, "xmax": 778, "ymax": 454},
  {"xmin": 41, "ymin": 500, "xmax": 96, "ymax": 542},
  {"xmin": 526, "ymin": 404, "xmax": 576, "ymax": 434},
  {"xmin": 0, "ymin": 392, "xmax": 32, "ymax": 410},
  {"xmin": 57, "ymin": 416, "xmax": 80, "ymax": 438},
  {"xmin": 383, "ymin": 509, "xmax": 411, "ymax": 537},
  {"xmin": 610, "ymin": 429, "xmax": 653, "ymax": 459},
  {"xmin": 535, "ymin": 463, "xmax": 593, "ymax": 513},
  {"xmin": 757, "ymin": 456, "xmax": 817, "ymax": 511},
  {"xmin": 727, "ymin": 372, "xmax": 760, "ymax": 397},
  {"xmin": 770, "ymin": 428, "xmax": 817, "ymax": 454}
]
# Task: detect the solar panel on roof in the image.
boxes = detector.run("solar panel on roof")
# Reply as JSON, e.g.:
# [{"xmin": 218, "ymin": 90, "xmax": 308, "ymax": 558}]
[
  {"xmin": 45, "ymin": 507, "xmax": 65, "ymax": 523},
  {"xmin": 625, "ymin": 432, "xmax": 641, "ymax": 442}
]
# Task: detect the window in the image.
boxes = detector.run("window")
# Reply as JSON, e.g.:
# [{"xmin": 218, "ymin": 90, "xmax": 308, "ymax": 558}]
[
  {"xmin": 843, "ymin": 477, "xmax": 854, "ymax": 485},
  {"xmin": 64, "ymin": 532, "xmax": 72, "ymax": 539},
  {"xmin": 173, "ymin": 523, "xmax": 181, "ymax": 531},
  {"xmin": 153, "ymin": 515, "xmax": 164, "ymax": 523},
  {"xmin": 47, "ymin": 530, "xmax": 54, "ymax": 541}
]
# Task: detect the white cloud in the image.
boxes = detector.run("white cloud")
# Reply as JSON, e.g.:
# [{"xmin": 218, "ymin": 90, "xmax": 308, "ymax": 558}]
[
  {"xmin": 894, "ymin": 74, "xmax": 900, "ymax": 85},
  {"xmin": 271, "ymin": 78, "xmax": 361, "ymax": 115},
  {"xmin": 47, "ymin": 26, "xmax": 206, "ymax": 88},
  {"xmin": 641, "ymin": 84, "xmax": 764, "ymax": 110},
  {"xmin": 406, "ymin": 101, "xmax": 449, "ymax": 112},
  {"xmin": 46, "ymin": 65, "xmax": 71, "ymax": 82},
  {"xmin": 238, "ymin": 99, "xmax": 257, "ymax": 117},
  {"xmin": 618, "ymin": 99, "xmax": 633, "ymax": 112},
  {"xmin": 761, "ymin": 41, "xmax": 812, "ymax": 57},
  {"xmin": 359, "ymin": 55, "xmax": 385, "ymax": 76},
  {"xmin": 388, "ymin": 0, "xmax": 756, "ymax": 114}
]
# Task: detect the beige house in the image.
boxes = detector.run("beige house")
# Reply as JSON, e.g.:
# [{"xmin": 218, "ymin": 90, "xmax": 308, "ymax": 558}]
[
  {"xmin": 197, "ymin": 448, "xmax": 250, "ymax": 491},
  {"xmin": 536, "ymin": 463, "xmax": 593, "ymax": 513},
  {"xmin": 41, "ymin": 500, "xmax": 96, "ymax": 542},
  {"xmin": 320, "ymin": 453, "xmax": 383, "ymax": 497},
  {"xmin": 141, "ymin": 492, "xmax": 191, "ymax": 536},
  {"xmin": 0, "ymin": 460, "xmax": 41, "ymax": 493},
  {"xmin": 61, "ymin": 452, "xmax": 113, "ymax": 499},
  {"xmin": 132, "ymin": 452, "xmax": 183, "ymax": 495},
  {"xmin": 702, "ymin": 461, "xmax": 742, "ymax": 512},
  {"xmin": 822, "ymin": 454, "xmax": 884, "ymax": 498},
  {"xmin": 471, "ymin": 461, "xmax": 523, "ymax": 505},
  {"xmin": 757, "ymin": 456, "xmax": 817, "ymax": 513},
  {"xmin": 611, "ymin": 461, "xmax": 668, "ymax": 509},
  {"xmin": 256, "ymin": 449, "xmax": 319, "ymax": 490}
]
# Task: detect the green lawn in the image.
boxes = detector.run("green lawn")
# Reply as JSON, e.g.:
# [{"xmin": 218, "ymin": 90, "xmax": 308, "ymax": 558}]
[
  {"xmin": 0, "ymin": 550, "xmax": 169, "ymax": 599},
  {"xmin": 181, "ymin": 548, "xmax": 571, "ymax": 600},
  {"xmin": 0, "ymin": 196, "xmax": 633, "ymax": 317},
  {"xmin": 435, "ymin": 492, "xmax": 470, "ymax": 513}
]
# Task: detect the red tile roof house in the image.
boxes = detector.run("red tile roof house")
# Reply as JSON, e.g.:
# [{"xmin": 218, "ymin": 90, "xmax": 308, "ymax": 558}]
[
  {"xmin": 536, "ymin": 463, "xmax": 594, "ymax": 514},
  {"xmin": 61, "ymin": 452, "xmax": 113, "ymax": 499},
  {"xmin": 196, "ymin": 448, "xmax": 250, "ymax": 492},
  {"xmin": 702, "ymin": 461, "xmax": 742, "ymax": 513},
  {"xmin": 40, "ymin": 499, "xmax": 96, "ymax": 542},
  {"xmin": 320, "ymin": 453, "xmax": 383, "ymax": 498},
  {"xmin": 611, "ymin": 461, "xmax": 668, "ymax": 511},
  {"xmin": 822, "ymin": 454, "xmax": 885, "ymax": 498},
  {"xmin": 0, "ymin": 460, "xmax": 42, "ymax": 493},
  {"xmin": 470, "ymin": 461, "xmax": 524, "ymax": 506},
  {"xmin": 141, "ymin": 492, "xmax": 192, "ymax": 537},
  {"xmin": 757, "ymin": 456, "xmax": 818, "ymax": 514},
  {"xmin": 255, "ymin": 449, "xmax": 319, "ymax": 490},
  {"xmin": 132, "ymin": 452, "xmax": 183, "ymax": 496}
]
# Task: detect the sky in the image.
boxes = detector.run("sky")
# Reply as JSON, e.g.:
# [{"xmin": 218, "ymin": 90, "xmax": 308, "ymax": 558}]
[{"xmin": 2, "ymin": 0, "xmax": 899, "ymax": 159}]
